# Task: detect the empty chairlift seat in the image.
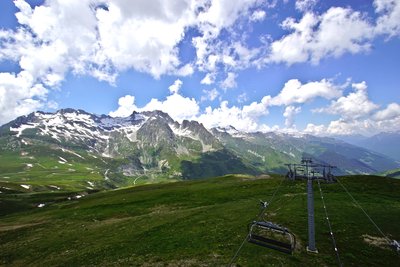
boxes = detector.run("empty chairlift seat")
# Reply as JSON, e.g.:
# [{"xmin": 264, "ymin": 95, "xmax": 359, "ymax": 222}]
[{"xmin": 248, "ymin": 221, "xmax": 296, "ymax": 254}]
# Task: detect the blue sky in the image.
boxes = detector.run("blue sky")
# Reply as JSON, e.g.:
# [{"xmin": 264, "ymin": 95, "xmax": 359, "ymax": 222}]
[{"xmin": 0, "ymin": 0, "xmax": 399, "ymax": 136}]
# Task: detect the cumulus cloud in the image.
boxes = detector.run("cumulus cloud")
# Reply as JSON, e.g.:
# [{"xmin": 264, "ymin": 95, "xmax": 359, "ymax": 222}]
[
  {"xmin": 220, "ymin": 72, "xmax": 237, "ymax": 90},
  {"xmin": 201, "ymin": 88, "xmax": 219, "ymax": 102},
  {"xmin": 197, "ymin": 96, "xmax": 271, "ymax": 132},
  {"xmin": 268, "ymin": 7, "xmax": 374, "ymax": 65},
  {"xmin": 109, "ymin": 80, "xmax": 199, "ymax": 122},
  {"xmin": 200, "ymin": 73, "xmax": 216, "ymax": 85},
  {"xmin": 373, "ymin": 102, "xmax": 400, "ymax": 121},
  {"xmin": 313, "ymin": 81, "xmax": 379, "ymax": 120},
  {"xmin": 270, "ymin": 79, "xmax": 341, "ymax": 106},
  {"xmin": 304, "ymin": 84, "xmax": 400, "ymax": 136},
  {"xmin": 250, "ymin": 10, "xmax": 266, "ymax": 22},
  {"xmin": 108, "ymin": 95, "xmax": 137, "ymax": 118},
  {"xmin": 266, "ymin": 1, "xmax": 400, "ymax": 66},
  {"xmin": 0, "ymin": 71, "xmax": 48, "ymax": 123},
  {"xmin": 143, "ymin": 93, "xmax": 199, "ymax": 122},
  {"xmin": 305, "ymin": 115, "xmax": 400, "ymax": 136},
  {"xmin": 295, "ymin": 0, "xmax": 318, "ymax": 12},
  {"xmin": 192, "ymin": 0, "xmax": 267, "ymax": 76},
  {"xmin": 374, "ymin": 0, "xmax": 400, "ymax": 37},
  {"xmin": 283, "ymin": 106, "xmax": 301, "ymax": 128},
  {"xmin": 168, "ymin": 79, "xmax": 183, "ymax": 94},
  {"xmin": 0, "ymin": 0, "xmax": 269, "ymax": 123}
]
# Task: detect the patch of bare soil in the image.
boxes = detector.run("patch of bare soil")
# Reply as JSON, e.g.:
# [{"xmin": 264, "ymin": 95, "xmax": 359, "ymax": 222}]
[
  {"xmin": 0, "ymin": 222, "xmax": 44, "ymax": 232},
  {"xmin": 241, "ymin": 174, "xmax": 271, "ymax": 181},
  {"xmin": 362, "ymin": 234, "xmax": 390, "ymax": 250}
]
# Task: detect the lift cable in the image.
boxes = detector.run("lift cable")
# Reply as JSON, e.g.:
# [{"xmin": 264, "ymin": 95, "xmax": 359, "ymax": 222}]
[
  {"xmin": 317, "ymin": 178, "xmax": 342, "ymax": 267},
  {"xmin": 336, "ymin": 177, "xmax": 391, "ymax": 244},
  {"xmin": 227, "ymin": 176, "xmax": 286, "ymax": 267}
]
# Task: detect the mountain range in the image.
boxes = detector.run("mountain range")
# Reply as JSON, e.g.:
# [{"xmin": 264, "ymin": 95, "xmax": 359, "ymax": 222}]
[
  {"xmin": 0, "ymin": 109, "xmax": 399, "ymax": 191},
  {"xmin": 337, "ymin": 132, "xmax": 400, "ymax": 161}
]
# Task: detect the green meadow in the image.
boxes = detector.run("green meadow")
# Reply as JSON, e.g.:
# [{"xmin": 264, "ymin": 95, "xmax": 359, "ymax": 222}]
[{"xmin": 1, "ymin": 174, "xmax": 399, "ymax": 266}]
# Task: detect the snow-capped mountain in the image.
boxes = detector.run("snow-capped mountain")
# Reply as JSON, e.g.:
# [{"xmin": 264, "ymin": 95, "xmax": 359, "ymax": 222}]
[
  {"xmin": 4, "ymin": 109, "xmax": 219, "ymax": 157},
  {"xmin": 0, "ymin": 108, "xmax": 398, "ymax": 188}
]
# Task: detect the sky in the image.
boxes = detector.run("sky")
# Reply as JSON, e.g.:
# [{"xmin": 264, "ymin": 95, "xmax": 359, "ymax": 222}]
[{"xmin": 0, "ymin": 0, "xmax": 399, "ymax": 136}]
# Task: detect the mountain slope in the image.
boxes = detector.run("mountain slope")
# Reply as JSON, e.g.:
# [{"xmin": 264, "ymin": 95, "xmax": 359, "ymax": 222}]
[
  {"xmin": 337, "ymin": 132, "xmax": 400, "ymax": 161},
  {"xmin": 211, "ymin": 127, "xmax": 399, "ymax": 175},
  {"xmin": 0, "ymin": 175, "xmax": 399, "ymax": 266}
]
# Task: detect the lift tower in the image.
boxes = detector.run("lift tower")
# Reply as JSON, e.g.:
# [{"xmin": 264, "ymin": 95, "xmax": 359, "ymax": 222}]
[{"xmin": 302, "ymin": 158, "xmax": 318, "ymax": 253}]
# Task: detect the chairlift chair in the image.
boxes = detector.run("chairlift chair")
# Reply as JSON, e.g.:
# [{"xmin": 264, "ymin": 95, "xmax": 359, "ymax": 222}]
[{"xmin": 248, "ymin": 220, "xmax": 296, "ymax": 254}]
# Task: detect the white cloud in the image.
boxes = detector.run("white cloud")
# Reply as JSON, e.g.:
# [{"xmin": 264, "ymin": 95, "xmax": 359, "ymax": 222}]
[
  {"xmin": 197, "ymin": 97, "xmax": 270, "ymax": 132},
  {"xmin": 220, "ymin": 72, "xmax": 237, "ymax": 90},
  {"xmin": 373, "ymin": 102, "xmax": 400, "ymax": 121},
  {"xmin": 283, "ymin": 106, "xmax": 301, "ymax": 128},
  {"xmin": 95, "ymin": 0, "xmax": 200, "ymax": 79},
  {"xmin": 109, "ymin": 80, "xmax": 199, "ymax": 122},
  {"xmin": 192, "ymin": 0, "xmax": 266, "ymax": 76},
  {"xmin": 0, "ymin": 0, "xmax": 268, "ymax": 123},
  {"xmin": 271, "ymin": 79, "xmax": 341, "ymax": 106},
  {"xmin": 200, "ymin": 73, "xmax": 216, "ymax": 85},
  {"xmin": 268, "ymin": 7, "xmax": 375, "ymax": 65},
  {"xmin": 306, "ymin": 117, "xmax": 400, "ymax": 136},
  {"xmin": 196, "ymin": 96, "xmax": 271, "ymax": 132},
  {"xmin": 374, "ymin": 0, "xmax": 400, "ymax": 37},
  {"xmin": 201, "ymin": 88, "xmax": 219, "ymax": 102},
  {"xmin": 250, "ymin": 10, "xmax": 266, "ymax": 22},
  {"xmin": 142, "ymin": 93, "xmax": 199, "ymax": 122},
  {"xmin": 304, "ymin": 101, "xmax": 400, "ymax": 137},
  {"xmin": 313, "ymin": 81, "xmax": 379, "ymax": 120},
  {"xmin": 237, "ymin": 92, "xmax": 248, "ymax": 103},
  {"xmin": 351, "ymin": 81, "xmax": 367, "ymax": 91},
  {"xmin": 0, "ymin": 0, "xmax": 211, "ymax": 123},
  {"xmin": 304, "ymin": 123, "xmax": 326, "ymax": 135},
  {"xmin": 109, "ymin": 95, "xmax": 137, "ymax": 118},
  {"xmin": 0, "ymin": 71, "xmax": 48, "ymax": 123},
  {"xmin": 295, "ymin": 0, "xmax": 318, "ymax": 12},
  {"xmin": 168, "ymin": 79, "xmax": 183, "ymax": 94}
]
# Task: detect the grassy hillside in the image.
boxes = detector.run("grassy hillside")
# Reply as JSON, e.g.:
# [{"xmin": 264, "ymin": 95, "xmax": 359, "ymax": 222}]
[
  {"xmin": 0, "ymin": 175, "xmax": 399, "ymax": 266},
  {"xmin": 378, "ymin": 168, "xmax": 400, "ymax": 179}
]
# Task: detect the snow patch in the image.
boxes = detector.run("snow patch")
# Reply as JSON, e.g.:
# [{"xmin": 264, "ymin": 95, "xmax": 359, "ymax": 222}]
[
  {"xmin": 61, "ymin": 148, "xmax": 85, "ymax": 159},
  {"xmin": 247, "ymin": 150, "xmax": 265, "ymax": 162},
  {"xmin": 170, "ymin": 124, "xmax": 191, "ymax": 137},
  {"xmin": 87, "ymin": 181, "xmax": 94, "ymax": 187},
  {"xmin": 10, "ymin": 123, "xmax": 38, "ymax": 137},
  {"xmin": 58, "ymin": 156, "xmax": 67, "ymax": 162},
  {"xmin": 37, "ymin": 203, "xmax": 45, "ymax": 208}
]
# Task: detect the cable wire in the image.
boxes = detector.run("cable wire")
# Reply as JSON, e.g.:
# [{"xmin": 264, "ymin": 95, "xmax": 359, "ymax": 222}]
[
  {"xmin": 317, "ymin": 179, "xmax": 342, "ymax": 267},
  {"xmin": 336, "ymin": 177, "xmax": 391, "ymax": 243},
  {"xmin": 227, "ymin": 176, "xmax": 286, "ymax": 267}
]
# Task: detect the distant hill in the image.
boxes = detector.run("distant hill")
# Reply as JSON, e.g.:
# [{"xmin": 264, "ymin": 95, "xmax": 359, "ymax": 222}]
[
  {"xmin": 379, "ymin": 168, "xmax": 400, "ymax": 179},
  {"xmin": 337, "ymin": 132, "xmax": 400, "ymax": 161}
]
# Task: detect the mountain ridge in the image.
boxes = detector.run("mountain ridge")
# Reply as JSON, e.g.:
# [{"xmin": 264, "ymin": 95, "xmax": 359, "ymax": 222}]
[{"xmin": 0, "ymin": 108, "xmax": 399, "ymax": 190}]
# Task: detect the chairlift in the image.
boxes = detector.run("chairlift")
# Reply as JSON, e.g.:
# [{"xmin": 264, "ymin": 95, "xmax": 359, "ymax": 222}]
[{"xmin": 248, "ymin": 220, "xmax": 296, "ymax": 254}]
